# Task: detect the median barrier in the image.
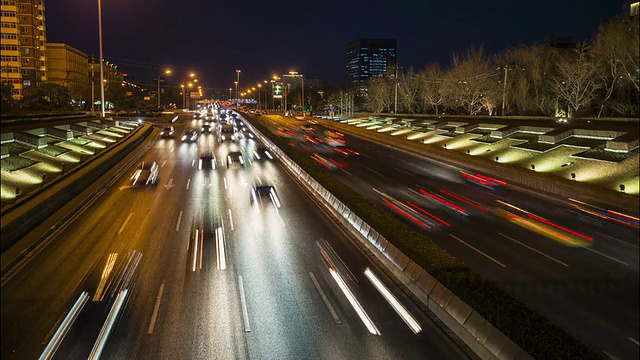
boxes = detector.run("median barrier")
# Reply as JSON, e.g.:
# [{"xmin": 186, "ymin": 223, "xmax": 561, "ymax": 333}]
[{"xmin": 239, "ymin": 113, "xmax": 532, "ymax": 360}]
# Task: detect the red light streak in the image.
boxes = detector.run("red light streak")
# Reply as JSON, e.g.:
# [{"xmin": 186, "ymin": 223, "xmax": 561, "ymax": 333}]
[
  {"xmin": 439, "ymin": 189, "xmax": 487, "ymax": 211},
  {"xmin": 475, "ymin": 174, "xmax": 508, "ymax": 186},
  {"xmin": 461, "ymin": 172, "xmax": 494, "ymax": 186},
  {"xmin": 419, "ymin": 189, "xmax": 467, "ymax": 214},
  {"xmin": 384, "ymin": 200, "xmax": 426, "ymax": 227},
  {"xmin": 406, "ymin": 201, "xmax": 450, "ymax": 226},
  {"xmin": 526, "ymin": 214, "xmax": 593, "ymax": 241}
]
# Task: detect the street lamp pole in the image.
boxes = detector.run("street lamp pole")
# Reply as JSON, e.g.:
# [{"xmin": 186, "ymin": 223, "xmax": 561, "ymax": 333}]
[
  {"xmin": 501, "ymin": 66, "xmax": 509, "ymax": 116},
  {"xmin": 394, "ymin": 62, "xmax": 399, "ymax": 114},
  {"xmin": 236, "ymin": 70, "xmax": 241, "ymax": 105},
  {"xmin": 157, "ymin": 69, "xmax": 171, "ymax": 108},
  {"xmin": 229, "ymin": 88, "xmax": 232, "ymax": 100},
  {"xmin": 97, "ymin": 0, "xmax": 105, "ymax": 118}
]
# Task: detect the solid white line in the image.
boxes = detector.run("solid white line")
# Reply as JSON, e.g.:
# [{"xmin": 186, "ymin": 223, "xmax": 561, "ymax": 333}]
[
  {"xmin": 366, "ymin": 167, "xmax": 384, "ymax": 177},
  {"xmin": 499, "ymin": 233, "xmax": 569, "ymax": 267},
  {"xmin": 364, "ymin": 268, "xmax": 422, "ymax": 334},
  {"xmin": 628, "ymin": 337, "xmax": 639, "ymax": 345},
  {"xmin": 238, "ymin": 276, "xmax": 251, "ymax": 332},
  {"xmin": 147, "ymin": 282, "xmax": 165, "ymax": 334},
  {"xmin": 186, "ymin": 178, "xmax": 191, "ymax": 190},
  {"xmin": 309, "ymin": 272, "xmax": 341, "ymax": 325},
  {"xmin": 175, "ymin": 211, "xmax": 183, "ymax": 232},
  {"xmin": 161, "ymin": 160, "xmax": 167, "ymax": 168},
  {"xmin": 117, "ymin": 212, "xmax": 133, "ymax": 235},
  {"xmin": 584, "ymin": 247, "xmax": 628, "ymax": 266},
  {"xmin": 449, "ymin": 234, "xmax": 507, "ymax": 268},
  {"xmin": 228, "ymin": 209, "xmax": 234, "ymax": 231}
]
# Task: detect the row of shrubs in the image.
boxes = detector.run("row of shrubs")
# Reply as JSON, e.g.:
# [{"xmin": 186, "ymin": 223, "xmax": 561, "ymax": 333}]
[{"xmin": 246, "ymin": 115, "xmax": 603, "ymax": 359}]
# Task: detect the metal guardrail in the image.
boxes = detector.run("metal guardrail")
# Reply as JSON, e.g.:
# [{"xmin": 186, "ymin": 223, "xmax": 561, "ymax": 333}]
[{"xmin": 240, "ymin": 113, "xmax": 532, "ymax": 360}]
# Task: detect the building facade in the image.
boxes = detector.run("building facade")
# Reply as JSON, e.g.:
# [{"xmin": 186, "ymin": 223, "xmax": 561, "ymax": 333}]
[
  {"xmin": 346, "ymin": 38, "xmax": 396, "ymax": 90},
  {"xmin": 0, "ymin": 0, "xmax": 47, "ymax": 99},
  {"xmin": 46, "ymin": 42, "xmax": 89, "ymax": 106}
]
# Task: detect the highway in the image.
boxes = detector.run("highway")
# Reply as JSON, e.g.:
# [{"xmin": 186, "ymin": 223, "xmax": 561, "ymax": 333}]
[
  {"xmin": 1, "ymin": 112, "xmax": 469, "ymax": 360},
  {"xmin": 260, "ymin": 115, "xmax": 640, "ymax": 359}
]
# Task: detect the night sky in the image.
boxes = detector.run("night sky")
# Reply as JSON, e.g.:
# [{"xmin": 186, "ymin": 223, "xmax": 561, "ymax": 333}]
[{"xmin": 45, "ymin": 0, "xmax": 631, "ymax": 89}]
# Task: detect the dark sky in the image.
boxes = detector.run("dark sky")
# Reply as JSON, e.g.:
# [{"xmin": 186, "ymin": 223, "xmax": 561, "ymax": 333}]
[{"xmin": 45, "ymin": 0, "xmax": 631, "ymax": 89}]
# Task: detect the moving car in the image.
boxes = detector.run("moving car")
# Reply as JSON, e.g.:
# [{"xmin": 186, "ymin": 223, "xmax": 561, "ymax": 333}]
[
  {"xmin": 160, "ymin": 126, "xmax": 175, "ymax": 138},
  {"xmin": 253, "ymin": 145, "xmax": 273, "ymax": 160},
  {"xmin": 182, "ymin": 129, "xmax": 198, "ymax": 142},
  {"xmin": 276, "ymin": 128, "xmax": 293, "ymax": 138},
  {"xmin": 198, "ymin": 150, "xmax": 217, "ymax": 170},
  {"xmin": 300, "ymin": 124, "xmax": 315, "ymax": 133},
  {"xmin": 226, "ymin": 151, "xmax": 244, "ymax": 168},
  {"xmin": 201, "ymin": 123, "xmax": 212, "ymax": 134},
  {"xmin": 131, "ymin": 161, "xmax": 158, "ymax": 186},
  {"xmin": 219, "ymin": 124, "xmax": 237, "ymax": 142},
  {"xmin": 250, "ymin": 185, "xmax": 281, "ymax": 208}
]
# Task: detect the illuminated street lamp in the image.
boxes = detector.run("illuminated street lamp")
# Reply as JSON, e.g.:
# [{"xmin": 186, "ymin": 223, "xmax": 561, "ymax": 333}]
[
  {"xmin": 229, "ymin": 88, "xmax": 233, "ymax": 100},
  {"xmin": 181, "ymin": 72, "xmax": 195, "ymax": 109},
  {"xmin": 157, "ymin": 69, "xmax": 171, "ymax": 108},
  {"xmin": 236, "ymin": 70, "xmax": 241, "ymax": 104},
  {"xmin": 97, "ymin": 0, "xmax": 106, "ymax": 117}
]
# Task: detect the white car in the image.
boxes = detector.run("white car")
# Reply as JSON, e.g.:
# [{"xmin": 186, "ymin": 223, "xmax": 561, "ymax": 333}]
[{"xmin": 131, "ymin": 161, "xmax": 158, "ymax": 186}]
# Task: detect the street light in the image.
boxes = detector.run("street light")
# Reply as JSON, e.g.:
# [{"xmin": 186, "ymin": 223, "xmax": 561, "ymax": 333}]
[
  {"xmin": 157, "ymin": 69, "xmax": 171, "ymax": 108},
  {"xmin": 236, "ymin": 70, "xmax": 241, "ymax": 104},
  {"xmin": 181, "ymin": 72, "xmax": 195, "ymax": 109},
  {"xmin": 229, "ymin": 88, "xmax": 232, "ymax": 100},
  {"xmin": 97, "ymin": 0, "xmax": 106, "ymax": 117}
]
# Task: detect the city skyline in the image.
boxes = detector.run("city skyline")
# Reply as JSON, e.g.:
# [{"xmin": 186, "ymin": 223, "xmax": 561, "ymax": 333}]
[{"xmin": 38, "ymin": 0, "xmax": 636, "ymax": 88}]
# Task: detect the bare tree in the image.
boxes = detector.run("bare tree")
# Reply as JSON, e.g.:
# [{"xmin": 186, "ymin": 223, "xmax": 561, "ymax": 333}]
[
  {"xmin": 552, "ymin": 43, "xmax": 600, "ymax": 116},
  {"xmin": 417, "ymin": 63, "xmax": 447, "ymax": 115},
  {"xmin": 398, "ymin": 67, "xmax": 421, "ymax": 113},
  {"xmin": 364, "ymin": 76, "xmax": 392, "ymax": 113},
  {"xmin": 592, "ymin": 16, "xmax": 640, "ymax": 116},
  {"xmin": 444, "ymin": 46, "xmax": 496, "ymax": 115}
]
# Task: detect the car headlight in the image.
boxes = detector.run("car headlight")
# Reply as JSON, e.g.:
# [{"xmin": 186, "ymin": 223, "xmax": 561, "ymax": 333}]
[{"xmin": 182, "ymin": 135, "xmax": 187, "ymax": 140}]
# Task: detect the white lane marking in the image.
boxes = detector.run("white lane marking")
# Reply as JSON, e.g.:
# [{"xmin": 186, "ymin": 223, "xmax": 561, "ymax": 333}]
[
  {"xmin": 191, "ymin": 159, "xmax": 195, "ymax": 167},
  {"xmin": 329, "ymin": 268, "xmax": 380, "ymax": 335},
  {"xmin": 161, "ymin": 160, "xmax": 167, "ymax": 168},
  {"xmin": 147, "ymin": 282, "xmax": 166, "ymax": 334},
  {"xmin": 366, "ymin": 167, "xmax": 383, "ymax": 177},
  {"xmin": 340, "ymin": 168, "xmax": 352, "ymax": 176},
  {"xmin": 238, "ymin": 276, "xmax": 251, "ymax": 332},
  {"xmin": 394, "ymin": 167, "xmax": 412, "ymax": 176},
  {"xmin": 199, "ymin": 230, "xmax": 204, "ymax": 270},
  {"xmin": 175, "ymin": 211, "xmax": 183, "ymax": 232},
  {"xmin": 449, "ymin": 234, "xmax": 507, "ymax": 268},
  {"xmin": 186, "ymin": 178, "xmax": 191, "ymax": 190},
  {"xmin": 584, "ymin": 247, "xmax": 628, "ymax": 266},
  {"xmin": 309, "ymin": 272, "xmax": 341, "ymax": 325},
  {"xmin": 228, "ymin": 209, "xmax": 234, "ymax": 231},
  {"xmin": 364, "ymin": 268, "xmax": 422, "ymax": 334},
  {"xmin": 499, "ymin": 233, "xmax": 569, "ymax": 267},
  {"xmin": 192, "ymin": 229, "xmax": 199, "ymax": 272},
  {"xmin": 628, "ymin": 337, "xmax": 639, "ymax": 345},
  {"xmin": 216, "ymin": 227, "xmax": 226, "ymax": 270},
  {"xmin": 223, "ymin": 177, "xmax": 228, "ymax": 190},
  {"xmin": 117, "ymin": 212, "xmax": 133, "ymax": 235},
  {"xmin": 170, "ymin": 147, "xmax": 174, "ymax": 153}
]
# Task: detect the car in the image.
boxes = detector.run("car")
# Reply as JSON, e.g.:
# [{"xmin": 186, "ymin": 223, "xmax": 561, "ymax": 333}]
[
  {"xmin": 276, "ymin": 128, "xmax": 293, "ymax": 138},
  {"xmin": 194, "ymin": 112, "xmax": 201, "ymax": 119},
  {"xmin": 311, "ymin": 153, "xmax": 344, "ymax": 169},
  {"xmin": 300, "ymin": 124, "xmax": 315, "ymax": 133},
  {"xmin": 160, "ymin": 126, "xmax": 175, "ymax": 138},
  {"xmin": 250, "ymin": 185, "xmax": 281, "ymax": 208},
  {"xmin": 201, "ymin": 123, "xmax": 212, "ymax": 133},
  {"xmin": 198, "ymin": 150, "xmax": 217, "ymax": 170},
  {"xmin": 253, "ymin": 145, "xmax": 274, "ymax": 160},
  {"xmin": 226, "ymin": 151, "xmax": 244, "ymax": 168},
  {"xmin": 239, "ymin": 126, "xmax": 254, "ymax": 140},
  {"xmin": 219, "ymin": 124, "xmax": 237, "ymax": 142},
  {"xmin": 182, "ymin": 129, "xmax": 198, "ymax": 142},
  {"xmin": 131, "ymin": 161, "xmax": 158, "ymax": 186}
]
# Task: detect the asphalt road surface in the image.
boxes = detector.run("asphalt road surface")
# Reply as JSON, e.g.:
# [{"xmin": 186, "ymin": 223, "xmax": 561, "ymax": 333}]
[{"xmin": 1, "ymin": 113, "xmax": 469, "ymax": 360}]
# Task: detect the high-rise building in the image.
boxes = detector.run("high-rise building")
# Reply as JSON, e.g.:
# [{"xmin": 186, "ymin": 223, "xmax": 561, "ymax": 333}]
[
  {"xmin": 46, "ymin": 43, "xmax": 89, "ymax": 106},
  {"xmin": 0, "ymin": 0, "xmax": 47, "ymax": 99},
  {"xmin": 346, "ymin": 38, "xmax": 396, "ymax": 90}
]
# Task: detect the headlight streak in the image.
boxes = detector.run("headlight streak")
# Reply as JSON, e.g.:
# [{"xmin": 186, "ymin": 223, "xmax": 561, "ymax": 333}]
[
  {"xmin": 329, "ymin": 268, "xmax": 380, "ymax": 336},
  {"xmin": 193, "ymin": 229, "xmax": 199, "ymax": 272},
  {"xmin": 253, "ymin": 151, "xmax": 261, "ymax": 160},
  {"xmin": 88, "ymin": 289, "xmax": 128, "ymax": 360},
  {"xmin": 364, "ymin": 268, "xmax": 422, "ymax": 334},
  {"xmin": 93, "ymin": 253, "xmax": 118, "ymax": 302},
  {"xmin": 39, "ymin": 292, "xmax": 90, "ymax": 360},
  {"xmin": 216, "ymin": 227, "xmax": 226, "ymax": 270}
]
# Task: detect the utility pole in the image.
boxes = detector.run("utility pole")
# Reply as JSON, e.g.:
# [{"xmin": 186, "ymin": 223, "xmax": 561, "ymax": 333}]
[
  {"xmin": 91, "ymin": 56, "xmax": 95, "ymax": 114},
  {"xmin": 501, "ymin": 66, "xmax": 509, "ymax": 116}
]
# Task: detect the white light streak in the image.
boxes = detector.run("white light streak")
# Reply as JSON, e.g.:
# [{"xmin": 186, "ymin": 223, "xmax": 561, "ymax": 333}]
[{"xmin": 329, "ymin": 268, "xmax": 380, "ymax": 335}]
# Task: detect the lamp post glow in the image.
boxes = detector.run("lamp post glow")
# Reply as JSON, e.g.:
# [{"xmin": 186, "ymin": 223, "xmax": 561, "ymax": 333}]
[
  {"xmin": 236, "ymin": 70, "xmax": 241, "ymax": 105},
  {"xmin": 181, "ymin": 72, "xmax": 195, "ymax": 109},
  {"xmin": 157, "ymin": 69, "xmax": 171, "ymax": 108},
  {"xmin": 97, "ymin": 0, "xmax": 105, "ymax": 118}
]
